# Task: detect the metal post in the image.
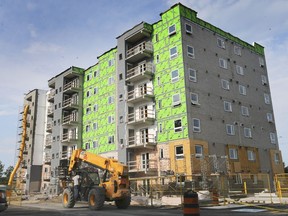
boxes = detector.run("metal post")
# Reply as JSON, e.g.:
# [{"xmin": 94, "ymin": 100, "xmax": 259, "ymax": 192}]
[{"xmin": 243, "ymin": 181, "xmax": 247, "ymax": 195}]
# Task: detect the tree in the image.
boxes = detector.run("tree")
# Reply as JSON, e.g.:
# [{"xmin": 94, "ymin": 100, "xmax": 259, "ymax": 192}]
[
  {"xmin": 4, "ymin": 166, "xmax": 14, "ymax": 180},
  {"xmin": 0, "ymin": 160, "xmax": 4, "ymax": 178},
  {"xmin": 285, "ymin": 166, "xmax": 288, "ymax": 173}
]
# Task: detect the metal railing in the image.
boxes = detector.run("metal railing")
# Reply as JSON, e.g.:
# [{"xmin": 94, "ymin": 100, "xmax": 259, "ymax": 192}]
[
  {"xmin": 62, "ymin": 132, "xmax": 77, "ymax": 141},
  {"xmin": 47, "ymin": 89, "xmax": 55, "ymax": 101},
  {"xmin": 127, "ymin": 108, "xmax": 155, "ymax": 124},
  {"xmin": 127, "ymin": 159, "xmax": 157, "ymax": 172},
  {"xmin": 128, "ymin": 133, "xmax": 156, "ymax": 147},
  {"xmin": 126, "ymin": 62, "xmax": 153, "ymax": 80},
  {"xmin": 63, "ymin": 78, "xmax": 80, "ymax": 92},
  {"xmin": 126, "ymin": 41, "xmax": 153, "ymax": 58},
  {"xmin": 63, "ymin": 114, "xmax": 78, "ymax": 124},
  {"xmin": 62, "ymin": 97, "xmax": 78, "ymax": 107},
  {"xmin": 127, "ymin": 86, "xmax": 154, "ymax": 101}
]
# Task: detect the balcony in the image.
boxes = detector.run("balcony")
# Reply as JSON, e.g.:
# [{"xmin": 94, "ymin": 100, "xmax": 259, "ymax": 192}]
[
  {"xmin": 126, "ymin": 62, "xmax": 153, "ymax": 82},
  {"xmin": 62, "ymin": 114, "xmax": 79, "ymax": 125},
  {"xmin": 63, "ymin": 79, "xmax": 80, "ymax": 94},
  {"xmin": 61, "ymin": 151, "xmax": 69, "ymax": 160},
  {"xmin": 44, "ymin": 155, "xmax": 51, "ymax": 164},
  {"xmin": 126, "ymin": 41, "xmax": 153, "ymax": 63},
  {"xmin": 127, "ymin": 86, "xmax": 154, "ymax": 103},
  {"xmin": 46, "ymin": 122, "xmax": 53, "ymax": 133},
  {"xmin": 127, "ymin": 159, "xmax": 157, "ymax": 173},
  {"xmin": 43, "ymin": 173, "xmax": 51, "ymax": 181},
  {"xmin": 47, "ymin": 90, "xmax": 55, "ymax": 102},
  {"xmin": 62, "ymin": 97, "xmax": 79, "ymax": 110},
  {"xmin": 62, "ymin": 132, "xmax": 78, "ymax": 143},
  {"xmin": 47, "ymin": 106, "xmax": 54, "ymax": 118},
  {"xmin": 45, "ymin": 136, "xmax": 52, "ymax": 149},
  {"xmin": 127, "ymin": 134, "xmax": 156, "ymax": 149},
  {"xmin": 127, "ymin": 108, "xmax": 155, "ymax": 126}
]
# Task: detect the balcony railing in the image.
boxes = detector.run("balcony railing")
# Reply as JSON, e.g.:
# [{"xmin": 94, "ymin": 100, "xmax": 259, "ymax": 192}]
[
  {"xmin": 127, "ymin": 86, "xmax": 154, "ymax": 103},
  {"xmin": 62, "ymin": 132, "xmax": 78, "ymax": 142},
  {"xmin": 127, "ymin": 159, "xmax": 157, "ymax": 173},
  {"xmin": 62, "ymin": 97, "xmax": 79, "ymax": 109},
  {"xmin": 126, "ymin": 41, "xmax": 153, "ymax": 62},
  {"xmin": 46, "ymin": 122, "xmax": 53, "ymax": 132},
  {"xmin": 62, "ymin": 114, "xmax": 78, "ymax": 125},
  {"xmin": 47, "ymin": 106, "xmax": 54, "ymax": 117},
  {"xmin": 47, "ymin": 90, "xmax": 55, "ymax": 102},
  {"xmin": 127, "ymin": 133, "xmax": 156, "ymax": 148},
  {"xmin": 43, "ymin": 173, "xmax": 51, "ymax": 181},
  {"xmin": 126, "ymin": 62, "xmax": 153, "ymax": 82},
  {"xmin": 44, "ymin": 155, "xmax": 51, "ymax": 164},
  {"xmin": 45, "ymin": 136, "xmax": 52, "ymax": 148},
  {"xmin": 63, "ymin": 79, "xmax": 80, "ymax": 93},
  {"xmin": 127, "ymin": 108, "xmax": 155, "ymax": 125}
]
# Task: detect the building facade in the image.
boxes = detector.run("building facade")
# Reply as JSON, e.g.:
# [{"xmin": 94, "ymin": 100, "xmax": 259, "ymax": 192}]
[
  {"xmin": 16, "ymin": 89, "xmax": 47, "ymax": 194},
  {"xmin": 46, "ymin": 66, "xmax": 84, "ymax": 194},
  {"xmin": 81, "ymin": 3, "xmax": 283, "ymax": 184}
]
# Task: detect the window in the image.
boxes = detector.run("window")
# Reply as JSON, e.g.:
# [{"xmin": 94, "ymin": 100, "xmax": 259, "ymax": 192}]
[
  {"xmin": 175, "ymin": 146, "xmax": 184, "ymax": 159},
  {"xmin": 157, "ymin": 76, "xmax": 161, "ymax": 85},
  {"xmin": 192, "ymin": 118, "xmax": 201, "ymax": 132},
  {"xmin": 191, "ymin": 93, "xmax": 199, "ymax": 105},
  {"xmin": 108, "ymin": 115, "xmax": 115, "ymax": 124},
  {"xmin": 187, "ymin": 45, "xmax": 195, "ymax": 58},
  {"xmin": 172, "ymin": 94, "xmax": 181, "ymax": 106},
  {"xmin": 159, "ymin": 148, "xmax": 164, "ymax": 159},
  {"xmin": 259, "ymin": 57, "xmax": 265, "ymax": 67},
  {"xmin": 85, "ymin": 142, "xmax": 90, "ymax": 150},
  {"xmin": 241, "ymin": 106, "xmax": 249, "ymax": 116},
  {"xmin": 86, "ymin": 73, "xmax": 92, "ymax": 81},
  {"xmin": 108, "ymin": 96, "xmax": 114, "ymax": 104},
  {"xmin": 108, "ymin": 135, "xmax": 115, "ymax": 144},
  {"xmin": 229, "ymin": 148, "xmax": 238, "ymax": 159},
  {"xmin": 234, "ymin": 45, "xmax": 241, "ymax": 56},
  {"xmin": 261, "ymin": 75, "xmax": 268, "ymax": 85},
  {"xmin": 244, "ymin": 127, "xmax": 252, "ymax": 138},
  {"xmin": 224, "ymin": 101, "xmax": 232, "ymax": 112},
  {"xmin": 141, "ymin": 153, "xmax": 149, "ymax": 169},
  {"xmin": 108, "ymin": 59, "xmax": 114, "ymax": 67},
  {"xmin": 86, "ymin": 106, "xmax": 91, "ymax": 114},
  {"xmin": 94, "ymin": 70, "xmax": 99, "ymax": 77},
  {"xmin": 155, "ymin": 34, "xmax": 159, "ymax": 42},
  {"xmin": 185, "ymin": 23, "xmax": 192, "ymax": 34},
  {"xmin": 267, "ymin": 113, "xmax": 273, "ymax": 123},
  {"xmin": 174, "ymin": 119, "xmax": 182, "ymax": 132},
  {"xmin": 221, "ymin": 79, "xmax": 230, "ymax": 90},
  {"xmin": 226, "ymin": 124, "xmax": 235, "ymax": 135},
  {"xmin": 93, "ymin": 104, "xmax": 98, "ymax": 112},
  {"xmin": 94, "ymin": 87, "xmax": 98, "ymax": 94},
  {"xmin": 189, "ymin": 68, "xmax": 197, "ymax": 82},
  {"xmin": 158, "ymin": 100, "xmax": 162, "ymax": 109},
  {"xmin": 93, "ymin": 141, "xmax": 98, "ymax": 148},
  {"xmin": 171, "ymin": 69, "xmax": 179, "ymax": 82},
  {"xmin": 170, "ymin": 47, "xmax": 177, "ymax": 59},
  {"xmin": 159, "ymin": 123, "xmax": 163, "ymax": 133},
  {"xmin": 85, "ymin": 125, "xmax": 90, "ymax": 132},
  {"xmin": 156, "ymin": 54, "xmax": 160, "ymax": 63},
  {"xmin": 168, "ymin": 24, "xmax": 176, "ymax": 35},
  {"xmin": 93, "ymin": 122, "xmax": 98, "ymax": 130},
  {"xmin": 236, "ymin": 65, "xmax": 244, "ymax": 75},
  {"xmin": 239, "ymin": 85, "xmax": 247, "ymax": 95},
  {"xmin": 108, "ymin": 77, "xmax": 115, "ymax": 85},
  {"xmin": 274, "ymin": 153, "xmax": 280, "ymax": 164},
  {"xmin": 217, "ymin": 38, "xmax": 225, "ymax": 49},
  {"xmin": 247, "ymin": 150, "xmax": 255, "ymax": 161},
  {"xmin": 270, "ymin": 132, "xmax": 276, "ymax": 144},
  {"xmin": 119, "ymin": 54, "xmax": 122, "ymax": 60},
  {"xmin": 219, "ymin": 58, "xmax": 227, "ymax": 69},
  {"xmin": 86, "ymin": 90, "xmax": 91, "ymax": 98},
  {"xmin": 264, "ymin": 93, "xmax": 271, "ymax": 104},
  {"xmin": 119, "ymin": 73, "xmax": 123, "ymax": 80},
  {"xmin": 195, "ymin": 145, "xmax": 203, "ymax": 157}
]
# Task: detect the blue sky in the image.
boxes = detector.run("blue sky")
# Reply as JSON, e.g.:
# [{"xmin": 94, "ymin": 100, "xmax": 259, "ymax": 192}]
[{"xmin": 0, "ymin": 0, "xmax": 287, "ymax": 169}]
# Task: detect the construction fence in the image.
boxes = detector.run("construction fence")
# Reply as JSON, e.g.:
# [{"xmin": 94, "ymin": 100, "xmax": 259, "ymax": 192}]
[{"xmin": 129, "ymin": 173, "xmax": 288, "ymax": 205}]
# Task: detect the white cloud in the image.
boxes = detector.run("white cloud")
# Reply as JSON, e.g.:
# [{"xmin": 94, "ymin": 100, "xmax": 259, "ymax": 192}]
[{"xmin": 23, "ymin": 41, "xmax": 63, "ymax": 54}]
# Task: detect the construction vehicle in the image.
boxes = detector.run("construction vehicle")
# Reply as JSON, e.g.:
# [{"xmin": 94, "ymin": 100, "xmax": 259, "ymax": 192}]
[{"xmin": 58, "ymin": 149, "xmax": 131, "ymax": 210}]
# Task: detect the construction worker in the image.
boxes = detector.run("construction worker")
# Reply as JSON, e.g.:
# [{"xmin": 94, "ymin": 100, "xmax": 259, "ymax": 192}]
[{"xmin": 72, "ymin": 172, "xmax": 80, "ymax": 200}]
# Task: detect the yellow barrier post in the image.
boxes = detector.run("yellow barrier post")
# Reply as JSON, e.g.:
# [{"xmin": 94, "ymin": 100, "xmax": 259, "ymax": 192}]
[
  {"xmin": 243, "ymin": 181, "xmax": 247, "ymax": 195},
  {"xmin": 277, "ymin": 180, "xmax": 282, "ymax": 204}
]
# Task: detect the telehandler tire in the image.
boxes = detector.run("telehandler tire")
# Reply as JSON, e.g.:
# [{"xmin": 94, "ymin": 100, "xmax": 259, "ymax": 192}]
[
  {"xmin": 62, "ymin": 188, "xmax": 75, "ymax": 208},
  {"xmin": 115, "ymin": 195, "xmax": 131, "ymax": 209},
  {"xmin": 88, "ymin": 187, "xmax": 105, "ymax": 210}
]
